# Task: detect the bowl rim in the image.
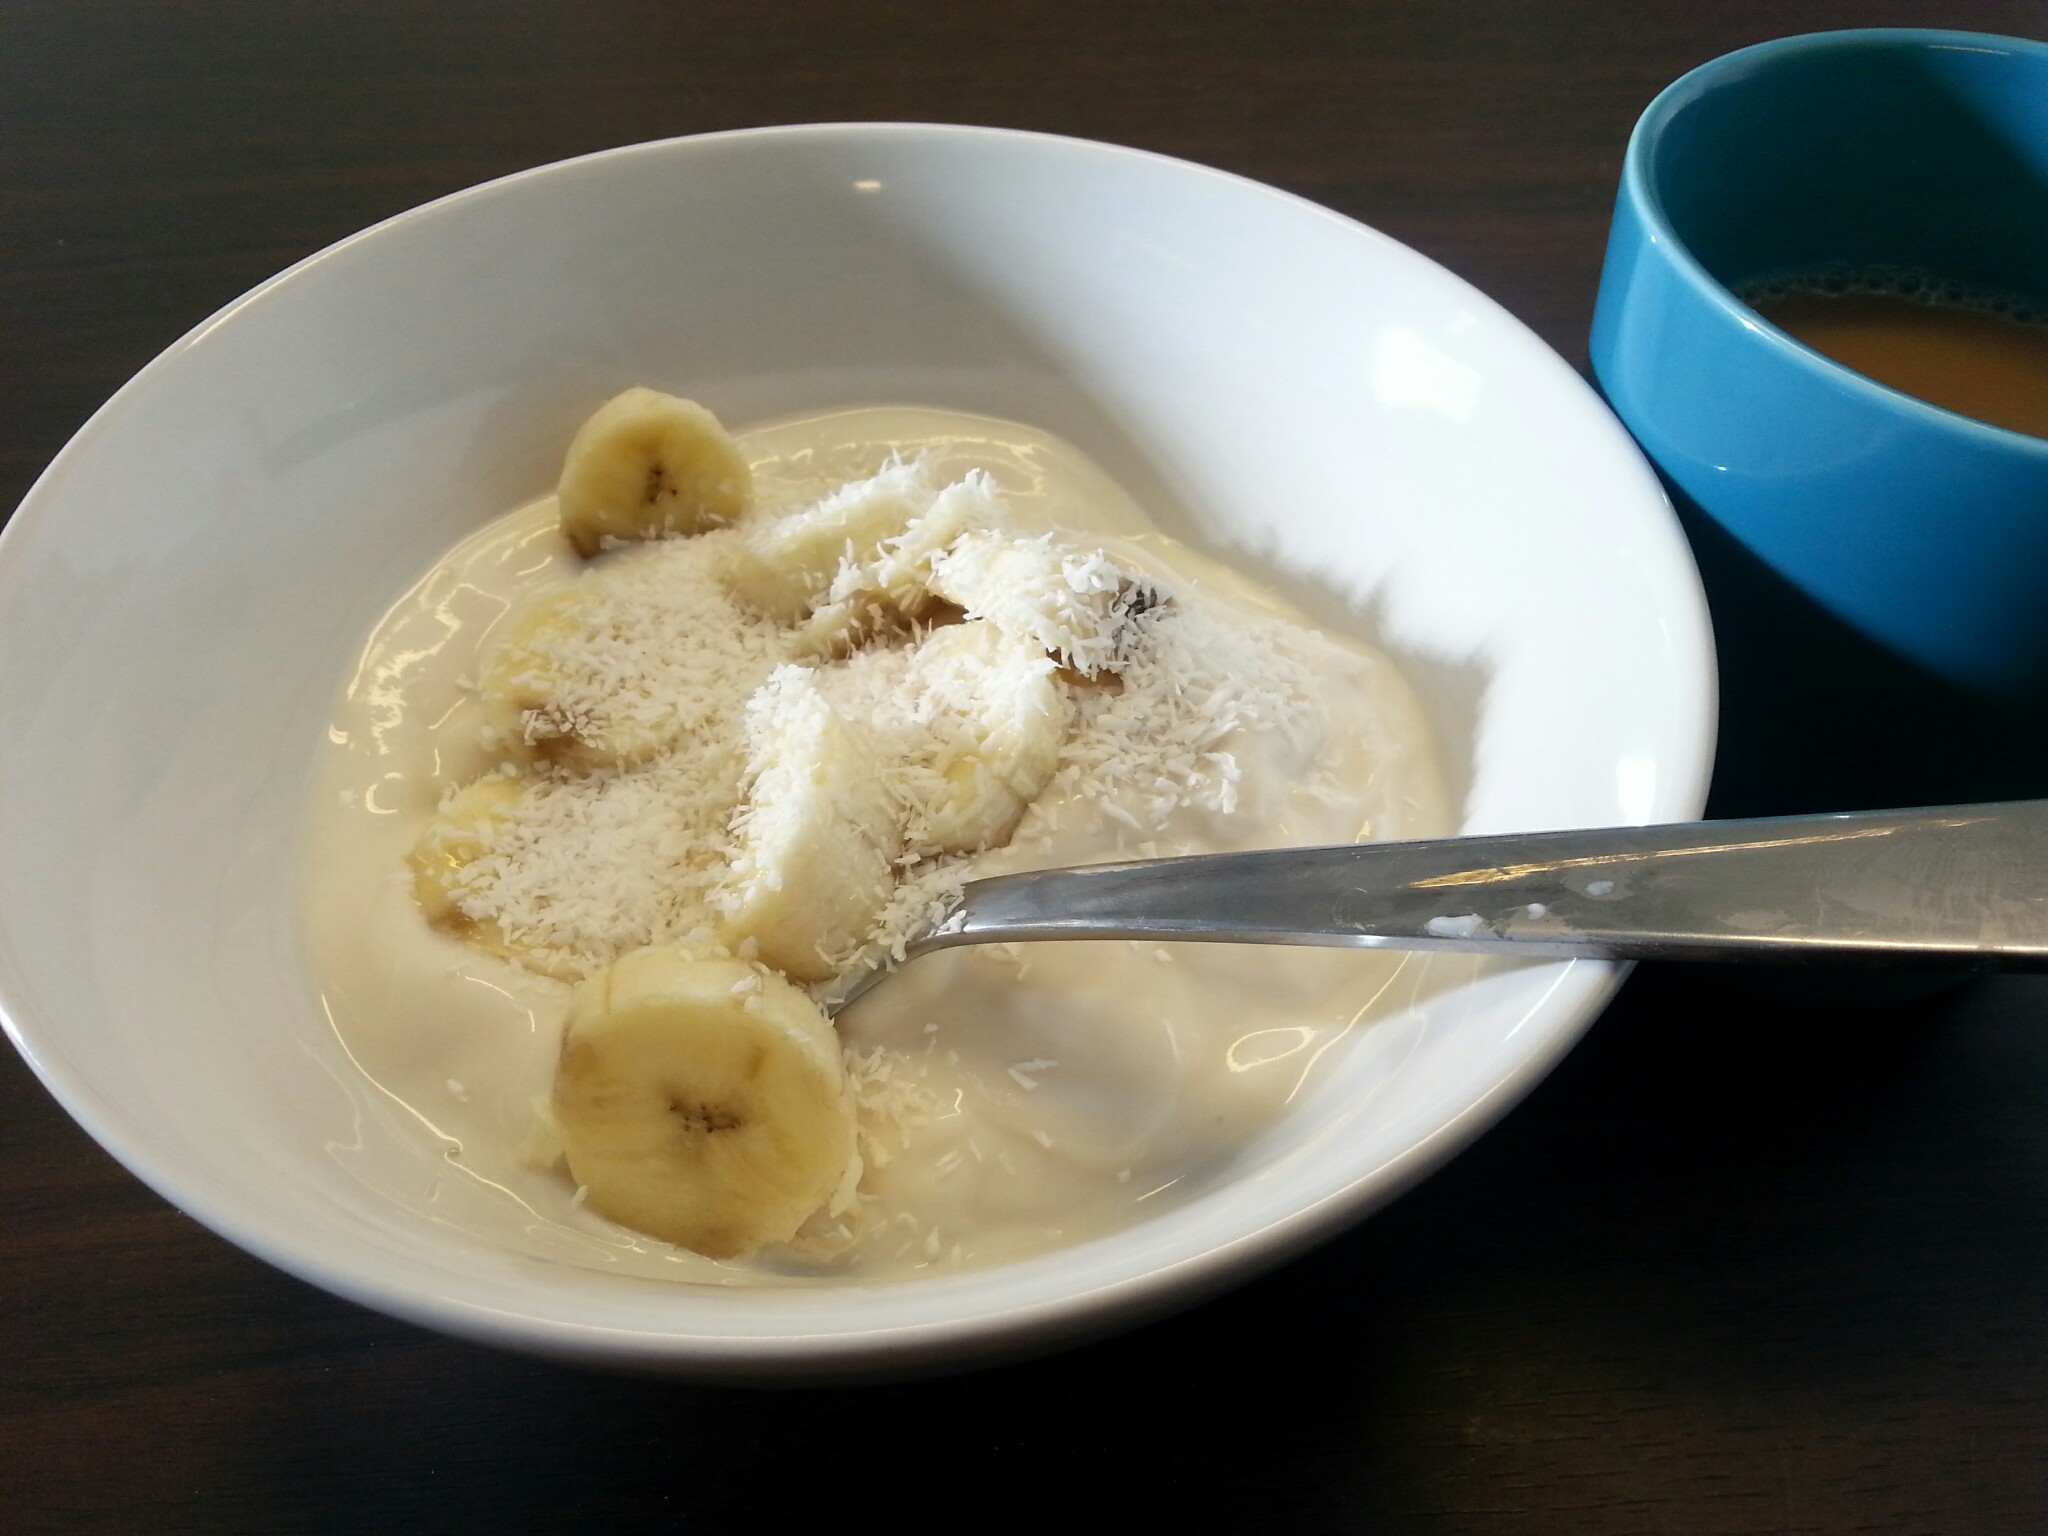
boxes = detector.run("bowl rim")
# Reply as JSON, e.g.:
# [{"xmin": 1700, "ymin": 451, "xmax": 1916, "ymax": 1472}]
[{"xmin": 0, "ymin": 121, "xmax": 1717, "ymax": 1375}]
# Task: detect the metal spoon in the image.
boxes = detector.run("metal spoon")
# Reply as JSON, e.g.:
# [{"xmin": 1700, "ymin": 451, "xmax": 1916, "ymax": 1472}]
[{"xmin": 826, "ymin": 800, "xmax": 2048, "ymax": 1012}]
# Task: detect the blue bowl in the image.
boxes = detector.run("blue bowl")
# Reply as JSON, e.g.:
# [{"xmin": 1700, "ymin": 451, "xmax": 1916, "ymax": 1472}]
[{"xmin": 1592, "ymin": 30, "xmax": 2048, "ymax": 817}]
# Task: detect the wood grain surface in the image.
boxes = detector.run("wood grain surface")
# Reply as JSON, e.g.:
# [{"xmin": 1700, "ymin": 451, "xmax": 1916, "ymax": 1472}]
[{"xmin": 5, "ymin": 3, "xmax": 2047, "ymax": 1531}]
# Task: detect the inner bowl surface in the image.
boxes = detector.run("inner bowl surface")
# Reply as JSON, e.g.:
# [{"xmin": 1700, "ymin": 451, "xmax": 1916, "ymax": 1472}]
[{"xmin": 0, "ymin": 125, "xmax": 1713, "ymax": 1377}]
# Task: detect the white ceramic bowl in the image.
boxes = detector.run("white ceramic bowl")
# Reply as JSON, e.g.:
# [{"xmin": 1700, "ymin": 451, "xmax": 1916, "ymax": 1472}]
[{"xmin": 0, "ymin": 125, "xmax": 1714, "ymax": 1379}]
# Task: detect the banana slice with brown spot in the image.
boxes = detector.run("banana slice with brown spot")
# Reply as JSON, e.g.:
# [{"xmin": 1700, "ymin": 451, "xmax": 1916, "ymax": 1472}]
[
  {"xmin": 734, "ymin": 466, "xmax": 1003, "ymax": 657},
  {"xmin": 724, "ymin": 457, "xmax": 937, "ymax": 623},
  {"xmin": 557, "ymin": 388, "xmax": 752, "ymax": 557},
  {"xmin": 553, "ymin": 945, "xmax": 858, "ymax": 1259},
  {"xmin": 924, "ymin": 528, "xmax": 1159, "ymax": 677},
  {"xmin": 476, "ymin": 585, "xmax": 681, "ymax": 773}
]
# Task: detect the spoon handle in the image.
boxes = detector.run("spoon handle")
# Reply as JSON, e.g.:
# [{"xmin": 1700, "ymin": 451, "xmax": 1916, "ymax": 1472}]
[{"xmin": 913, "ymin": 801, "xmax": 2048, "ymax": 969}]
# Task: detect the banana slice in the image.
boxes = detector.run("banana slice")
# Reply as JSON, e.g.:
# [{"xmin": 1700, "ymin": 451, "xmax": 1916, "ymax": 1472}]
[
  {"xmin": 784, "ymin": 593, "xmax": 911, "ymax": 662},
  {"xmin": 557, "ymin": 388, "xmax": 752, "ymax": 557},
  {"xmin": 553, "ymin": 946, "xmax": 858, "ymax": 1259},
  {"xmin": 410, "ymin": 776, "xmax": 521, "ymax": 929},
  {"xmin": 902, "ymin": 620, "xmax": 1070, "ymax": 854},
  {"xmin": 867, "ymin": 471, "xmax": 1005, "ymax": 612},
  {"xmin": 924, "ymin": 528, "xmax": 1157, "ymax": 676},
  {"xmin": 408, "ymin": 777, "xmax": 580, "ymax": 981},
  {"xmin": 794, "ymin": 471, "xmax": 1002, "ymax": 657},
  {"xmin": 476, "ymin": 585, "xmax": 679, "ymax": 772},
  {"xmin": 716, "ymin": 666, "xmax": 901, "ymax": 982},
  {"xmin": 724, "ymin": 457, "xmax": 938, "ymax": 623}
]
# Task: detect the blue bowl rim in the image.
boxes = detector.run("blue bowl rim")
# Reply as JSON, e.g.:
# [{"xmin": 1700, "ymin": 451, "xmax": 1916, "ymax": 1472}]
[{"xmin": 1620, "ymin": 26, "xmax": 2048, "ymax": 460}]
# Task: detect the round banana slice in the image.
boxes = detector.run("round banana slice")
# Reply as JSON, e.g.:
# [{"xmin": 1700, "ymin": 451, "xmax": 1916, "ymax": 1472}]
[
  {"xmin": 868, "ymin": 471, "xmax": 1004, "ymax": 612},
  {"xmin": 925, "ymin": 528, "xmax": 1155, "ymax": 676},
  {"xmin": 734, "ymin": 467, "xmax": 1004, "ymax": 657},
  {"xmin": 553, "ymin": 947, "xmax": 858, "ymax": 1259},
  {"xmin": 903, "ymin": 620, "xmax": 1070, "ymax": 855},
  {"xmin": 557, "ymin": 388, "xmax": 752, "ymax": 557},
  {"xmin": 410, "ymin": 776, "xmax": 521, "ymax": 928},
  {"xmin": 716, "ymin": 666, "xmax": 902, "ymax": 982},
  {"xmin": 724, "ymin": 457, "xmax": 938, "ymax": 622},
  {"xmin": 408, "ymin": 776, "xmax": 580, "ymax": 982},
  {"xmin": 477, "ymin": 586, "xmax": 680, "ymax": 773}
]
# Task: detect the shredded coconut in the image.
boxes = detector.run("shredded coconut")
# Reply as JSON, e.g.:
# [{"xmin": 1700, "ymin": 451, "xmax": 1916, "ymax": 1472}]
[{"xmin": 416, "ymin": 457, "xmax": 1346, "ymax": 1173}]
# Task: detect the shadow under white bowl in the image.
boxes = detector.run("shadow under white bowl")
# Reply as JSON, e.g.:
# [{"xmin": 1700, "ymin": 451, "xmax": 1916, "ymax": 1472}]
[{"xmin": 0, "ymin": 124, "xmax": 1714, "ymax": 1380}]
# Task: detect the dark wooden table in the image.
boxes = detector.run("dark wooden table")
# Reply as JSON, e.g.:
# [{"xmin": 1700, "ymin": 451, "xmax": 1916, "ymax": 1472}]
[{"xmin": 7, "ymin": 3, "xmax": 2048, "ymax": 1531}]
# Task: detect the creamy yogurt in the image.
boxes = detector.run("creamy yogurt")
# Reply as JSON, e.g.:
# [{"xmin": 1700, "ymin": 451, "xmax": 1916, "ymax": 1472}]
[{"xmin": 301, "ymin": 406, "xmax": 1451, "ymax": 1283}]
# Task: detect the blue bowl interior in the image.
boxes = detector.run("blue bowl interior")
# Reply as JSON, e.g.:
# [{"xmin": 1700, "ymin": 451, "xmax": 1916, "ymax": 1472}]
[{"xmin": 1651, "ymin": 33, "xmax": 2048, "ymax": 303}]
